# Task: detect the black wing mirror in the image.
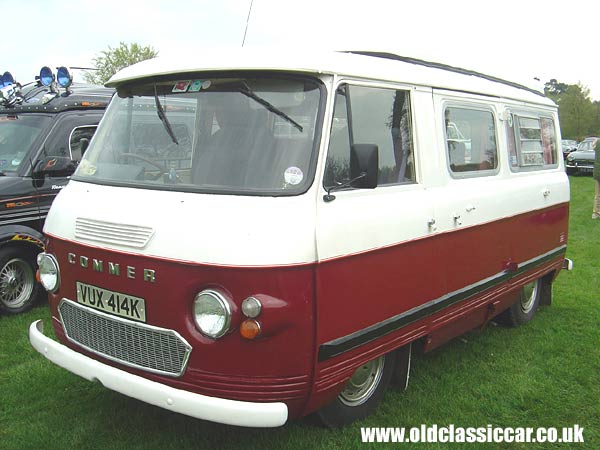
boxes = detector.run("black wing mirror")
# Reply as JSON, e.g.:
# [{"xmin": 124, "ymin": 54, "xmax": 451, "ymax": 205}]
[
  {"xmin": 350, "ymin": 143, "xmax": 379, "ymax": 189},
  {"xmin": 33, "ymin": 156, "xmax": 77, "ymax": 179},
  {"xmin": 324, "ymin": 143, "xmax": 379, "ymax": 202},
  {"xmin": 79, "ymin": 137, "xmax": 90, "ymax": 155}
]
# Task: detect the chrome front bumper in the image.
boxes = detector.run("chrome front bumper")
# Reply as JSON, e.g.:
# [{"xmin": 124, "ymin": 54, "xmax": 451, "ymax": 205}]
[
  {"xmin": 566, "ymin": 162, "xmax": 593, "ymax": 170},
  {"xmin": 29, "ymin": 320, "xmax": 288, "ymax": 427}
]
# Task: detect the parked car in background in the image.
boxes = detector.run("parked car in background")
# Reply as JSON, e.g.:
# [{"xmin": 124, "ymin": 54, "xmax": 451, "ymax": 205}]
[
  {"xmin": 561, "ymin": 139, "xmax": 578, "ymax": 158},
  {"xmin": 0, "ymin": 67, "xmax": 112, "ymax": 314},
  {"xmin": 566, "ymin": 137, "xmax": 597, "ymax": 175}
]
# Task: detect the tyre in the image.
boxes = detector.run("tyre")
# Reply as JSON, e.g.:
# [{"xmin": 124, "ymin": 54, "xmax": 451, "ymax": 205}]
[
  {"xmin": 496, "ymin": 277, "xmax": 547, "ymax": 327},
  {"xmin": 315, "ymin": 351, "xmax": 397, "ymax": 428},
  {"xmin": 0, "ymin": 246, "xmax": 43, "ymax": 315}
]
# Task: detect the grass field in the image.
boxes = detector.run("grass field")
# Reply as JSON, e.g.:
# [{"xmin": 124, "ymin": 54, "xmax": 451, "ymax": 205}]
[{"xmin": 1, "ymin": 176, "xmax": 598, "ymax": 449}]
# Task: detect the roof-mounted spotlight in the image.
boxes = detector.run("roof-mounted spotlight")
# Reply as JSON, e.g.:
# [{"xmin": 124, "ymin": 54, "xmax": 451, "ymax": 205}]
[
  {"xmin": 56, "ymin": 66, "xmax": 72, "ymax": 89},
  {"xmin": 39, "ymin": 66, "xmax": 54, "ymax": 87},
  {"xmin": 1, "ymin": 71, "xmax": 15, "ymax": 87}
]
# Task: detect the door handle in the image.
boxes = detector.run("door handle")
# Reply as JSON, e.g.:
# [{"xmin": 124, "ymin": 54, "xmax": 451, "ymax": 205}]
[
  {"xmin": 427, "ymin": 218, "xmax": 437, "ymax": 232},
  {"xmin": 542, "ymin": 188, "xmax": 551, "ymax": 198},
  {"xmin": 452, "ymin": 212, "xmax": 462, "ymax": 226}
]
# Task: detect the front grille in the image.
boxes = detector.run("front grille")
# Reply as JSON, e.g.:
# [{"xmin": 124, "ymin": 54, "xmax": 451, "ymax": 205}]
[
  {"xmin": 59, "ymin": 299, "xmax": 192, "ymax": 377},
  {"xmin": 75, "ymin": 218, "xmax": 154, "ymax": 249}
]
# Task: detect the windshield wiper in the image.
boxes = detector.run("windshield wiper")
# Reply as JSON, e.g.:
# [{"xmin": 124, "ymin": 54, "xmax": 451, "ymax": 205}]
[
  {"xmin": 154, "ymin": 84, "xmax": 179, "ymax": 145},
  {"xmin": 239, "ymin": 82, "xmax": 303, "ymax": 132}
]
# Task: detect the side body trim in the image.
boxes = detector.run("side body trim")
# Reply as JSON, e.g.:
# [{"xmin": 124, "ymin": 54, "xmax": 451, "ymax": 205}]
[{"xmin": 318, "ymin": 245, "xmax": 566, "ymax": 361}]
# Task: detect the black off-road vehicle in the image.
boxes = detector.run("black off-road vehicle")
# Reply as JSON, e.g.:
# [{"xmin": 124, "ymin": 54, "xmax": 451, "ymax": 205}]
[{"xmin": 0, "ymin": 67, "xmax": 112, "ymax": 313}]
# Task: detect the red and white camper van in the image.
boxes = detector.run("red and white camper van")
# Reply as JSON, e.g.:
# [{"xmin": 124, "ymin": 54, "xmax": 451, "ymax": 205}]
[{"xmin": 30, "ymin": 50, "xmax": 572, "ymax": 428}]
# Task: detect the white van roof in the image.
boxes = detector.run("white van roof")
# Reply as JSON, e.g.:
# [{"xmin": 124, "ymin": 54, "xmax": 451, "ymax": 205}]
[{"xmin": 106, "ymin": 48, "xmax": 554, "ymax": 107}]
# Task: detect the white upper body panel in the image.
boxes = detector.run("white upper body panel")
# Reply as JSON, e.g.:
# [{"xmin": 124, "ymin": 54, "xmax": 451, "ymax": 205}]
[
  {"xmin": 42, "ymin": 49, "xmax": 568, "ymax": 267},
  {"xmin": 106, "ymin": 48, "xmax": 554, "ymax": 108},
  {"xmin": 45, "ymin": 180, "xmax": 318, "ymax": 266}
]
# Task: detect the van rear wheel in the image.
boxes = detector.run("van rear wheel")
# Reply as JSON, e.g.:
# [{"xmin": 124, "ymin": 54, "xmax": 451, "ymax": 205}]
[
  {"xmin": 315, "ymin": 352, "xmax": 396, "ymax": 428},
  {"xmin": 496, "ymin": 277, "xmax": 547, "ymax": 327}
]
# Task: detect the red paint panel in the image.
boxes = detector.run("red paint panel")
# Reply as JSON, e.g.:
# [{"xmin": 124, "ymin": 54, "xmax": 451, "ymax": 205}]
[
  {"xmin": 315, "ymin": 236, "xmax": 444, "ymax": 345},
  {"xmin": 46, "ymin": 237, "xmax": 316, "ymax": 418},
  {"xmin": 511, "ymin": 204, "xmax": 569, "ymax": 263},
  {"xmin": 312, "ymin": 203, "xmax": 568, "ymax": 410}
]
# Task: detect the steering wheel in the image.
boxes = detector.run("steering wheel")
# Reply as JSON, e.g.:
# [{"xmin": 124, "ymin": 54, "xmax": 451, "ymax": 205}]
[
  {"xmin": 118, "ymin": 153, "xmax": 167, "ymax": 171},
  {"xmin": 118, "ymin": 152, "xmax": 169, "ymax": 181}
]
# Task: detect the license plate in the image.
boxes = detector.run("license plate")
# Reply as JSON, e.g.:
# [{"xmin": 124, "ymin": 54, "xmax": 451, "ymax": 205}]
[{"xmin": 76, "ymin": 281, "xmax": 146, "ymax": 322}]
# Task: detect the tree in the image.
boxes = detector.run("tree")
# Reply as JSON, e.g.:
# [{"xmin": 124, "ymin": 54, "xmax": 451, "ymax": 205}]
[
  {"xmin": 83, "ymin": 42, "xmax": 158, "ymax": 85},
  {"xmin": 555, "ymin": 83, "xmax": 596, "ymax": 140},
  {"xmin": 544, "ymin": 78, "xmax": 569, "ymax": 99}
]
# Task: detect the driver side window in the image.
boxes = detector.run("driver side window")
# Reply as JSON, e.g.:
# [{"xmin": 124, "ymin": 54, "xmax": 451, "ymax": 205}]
[{"xmin": 324, "ymin": 84, "xmax": 415, "ymax": 189}]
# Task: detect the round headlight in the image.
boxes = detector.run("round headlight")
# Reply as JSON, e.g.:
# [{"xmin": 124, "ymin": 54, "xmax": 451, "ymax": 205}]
[
  {"xmin": 37, "ymin": 253, "xmax": 60, "ymax": 293},
  {"xmin": 193, "ymin": 289, "xmax": 232, "ymax": 339}
]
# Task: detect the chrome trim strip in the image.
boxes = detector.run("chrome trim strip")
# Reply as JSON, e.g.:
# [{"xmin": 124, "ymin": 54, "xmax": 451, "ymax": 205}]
[{"xmin": 0, "ymin": 214, "xmax": 48, "ymax": 225}]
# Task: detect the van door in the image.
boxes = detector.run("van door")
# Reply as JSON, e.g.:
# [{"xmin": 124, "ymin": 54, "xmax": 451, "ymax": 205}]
[
  {"xmin": 430, "ymin": 97, "xmax": 511, "ymax": 305},
  {"xmin": 315, "ymin": 83, "xmax": 440, "ymax": 363},
  {"xmin": 501, "ymin": 110, "xmax": 569, "ymax": 265}
]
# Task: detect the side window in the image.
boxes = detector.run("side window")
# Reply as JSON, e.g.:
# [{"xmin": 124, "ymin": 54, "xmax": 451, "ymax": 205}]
[
  {"xmin": 445, "ymin": 107, "xmax": 498, "ymax": 174},
  {"xmin": 44, "ymin": 114, "xmax": 101, "ymax": 161},
  {"xmin": 69, "ymin": 125, "xmax": 97, "ymax": 161},
  {"xmin": 506, "ymin": 114, "xmax": 558, "ymax": 170},
  {"xmin": 324, "ymin": 84, "xmax": 415, "ymax": 189}
]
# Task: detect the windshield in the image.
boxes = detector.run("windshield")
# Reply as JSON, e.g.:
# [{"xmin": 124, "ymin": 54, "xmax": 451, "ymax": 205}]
[
  {"xmin": 74, "ymin": 75, "xmax": 323, "ymax": 195},
  {"xmin": 0, "ymin": 115, "xmax": 51, "ymax": 173},
  {"xmin": 577, "ymin": 140, "xmax": 596, "ymax": 151}
]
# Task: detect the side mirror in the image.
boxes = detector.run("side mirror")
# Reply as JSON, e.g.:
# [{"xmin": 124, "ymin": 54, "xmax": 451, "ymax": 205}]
[
  {"xmin": 33, "ymin": 156, "xmax": 77, "ymax": 178},
  {"xmin": 80, "ymin": 137, "xmax": 90, "ymax": 155},
  {"xmin": 350, "ymin": 143, "xmax": 379, "ymax": 189}
]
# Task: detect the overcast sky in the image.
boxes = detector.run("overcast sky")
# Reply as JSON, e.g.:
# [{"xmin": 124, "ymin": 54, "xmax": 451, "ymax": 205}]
[{"xmin": 5, "ymin": 0, "xmax": 599, "ymax": 99}]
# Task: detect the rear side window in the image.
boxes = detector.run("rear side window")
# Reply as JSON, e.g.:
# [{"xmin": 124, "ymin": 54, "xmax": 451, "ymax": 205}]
[
  {"xmin": 445, "ymin": 106, "xmax": 498, "ymax": 175},
  {"xmin": 44, "ymin": 113, "xmax": 102, "ymax": 161},
  {"xmin": 506, "ymin": 114, "xmax": 558, "ymax": 170},
  {"xmin": 324, "ymin": 84, "xmax": 415, "ymax": 188},
  {"xmin": 70, "ymin": 125, "xmax": 97, "ymax": 161}
]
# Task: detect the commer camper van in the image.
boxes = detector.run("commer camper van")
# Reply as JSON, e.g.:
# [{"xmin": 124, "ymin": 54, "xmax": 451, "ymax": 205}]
[{"xmin": 30, "ymin": 50, "xmax": 572, "ymax": 427}]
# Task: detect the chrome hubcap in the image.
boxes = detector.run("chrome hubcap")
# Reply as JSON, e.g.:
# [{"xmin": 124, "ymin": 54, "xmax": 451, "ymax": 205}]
[
  {"xmin": 520, "ymin": 280, "xmax": 539, "ymax": 314},
  {"xmin": 0, "ymin": 258, "xmax": 34, "ymax": 309},
  {"xmin": 339, "ymin": 356, "xmax": 385, "ymax": 406}
]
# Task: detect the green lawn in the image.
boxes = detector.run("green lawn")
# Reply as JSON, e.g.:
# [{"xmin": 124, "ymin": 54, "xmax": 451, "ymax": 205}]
[{"xmin": 1, "ymin": 176, "xmax": 598, "ymax": 449}]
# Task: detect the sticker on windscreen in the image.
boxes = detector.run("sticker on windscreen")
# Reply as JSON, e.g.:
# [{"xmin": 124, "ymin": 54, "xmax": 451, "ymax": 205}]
[
  {"xmin": 188, "ymin": 80, "xmax": 211, "ymax": 92},
  {"xmin": 189, "ymin": 80, "xmax": 203, "ymax": 92},
  {"xmin": 79, "ymin": 159, "xmax": 97, "ymax": 176},
  {"xmin": 284, "ymin": 166, "xmax": 303, "ymax": 185},
  {"xmin": 172, "ymin": 80, "xmax": 190, "ymax": 93}
]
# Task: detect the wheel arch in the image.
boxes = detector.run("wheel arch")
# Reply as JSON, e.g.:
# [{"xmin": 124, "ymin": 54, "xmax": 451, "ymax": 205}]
[{"xmin": 0, "ymin": 225, "xmax": 45, "ymax": 254}]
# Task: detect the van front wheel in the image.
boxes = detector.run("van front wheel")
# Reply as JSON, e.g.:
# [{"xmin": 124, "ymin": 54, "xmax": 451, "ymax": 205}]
[{"xmin": 316, "ymin": 352, "xmax": 396, "ymax": 428}]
